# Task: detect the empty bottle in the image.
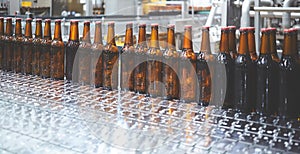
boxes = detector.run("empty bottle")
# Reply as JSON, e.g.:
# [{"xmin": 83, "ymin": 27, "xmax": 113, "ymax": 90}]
[
  {"xmin": 147, "ymin": 23, "xmax": 163, "ymax": 97},
  {"xmin": 50, "ymin": 19, "xmax": 64, "ymax": 80},
  {"xmin": 228, "ymin": 26, "xmax": 237, "ymax": 59},
  {"xmin": 0, "ymin": 17, "xmax": 4, "ymax": 70},
  {"xmin": 13, "ymin": 18, "xmax": 23, "ymax": 73},
  {"xmin": 90, "ymin": 21, "xmax": 103, "ymax": 88},
  {"xmin": 3, "ymin": 17, "xmax": 13, "ymax": 71},
  {"xmin": 40, "ymin": 19, "xmax": 52, "ymax": 78},
  {"xmin": 78, "ymin": 21, "xmax": 92, "ymax": 84},
  {"xmin": 134, "ymin": 23, "xmax": 148, "ymax": 94},
  {"xmin": 103, "ymin": 22, "xmax": 119, "ymax": 90},
  {"xmin": 256, "ymin": 28, "xmax": 279, "ymax": 115},
  {"xmin": 121, "ymin": 23, "xmax": 135, "ymax": 91},
  {"xmin": 66, "ymin": 20, "xmax": 80, "ymax": 81},
  {"xmin": 247, "ymin": 27, "xmax": 258, "ymax": 62},
  {"xmin": 22, "ymin": 18, "xmax": 33, "ymax": 75},
  {"xmin": 180, "ymin": 25, "xmax": 197, "ymax": 102},
  {"xmin": 163, "ymin": 24, "xmax": 180, "ymax": 100},
  {"xmin": 32, "ymin": 19, "xmax": 43, "ymax": 76},
  {"xmin": 197, "ymin": 26, "xmax": 213, "ymax": 106},
  {"xmin": 268, "ymin": 27, "xmax": 280, "ymax": 63},
  {"xmin": 215, "ymin": 27, "xmax": 234, "ymax": 107}
]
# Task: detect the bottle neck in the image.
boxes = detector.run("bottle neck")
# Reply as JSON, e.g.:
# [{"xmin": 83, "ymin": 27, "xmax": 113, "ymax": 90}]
[
  {"xmin": 167, "ymin": 27, "xmax": 175, "ymax": 49},
  {"xmin": 248, "ymin": 30, "xmax": 256, "ymax": 55},
  {"xmin": 82, "ymin": 22, "xmax": 91, "ymax": 43},
  {"xmin": 44, "ymin": 21, "xmax": 52, "ymax": 40},
  {"xmin": 25, "ymin": 20, "xmax": 32, "ymax": 38},
  {"xmin": 94, "ymin": 23, "xmax": 102, "ymax": 44},
  {"xmin": 269, "ymin": 31, "xmax": 277, "ymax": 54},
  {"xmin": 228, "ymin": 29, "xmax": 236, "ymax": 53},
  {"xmin": 283, "ymin": 32, "xmax": 294, "ymax": 56},
  {"xmin": 107, "ymin": 24, "xmax": 116, "ymax": 46},
  {"xmin": 219, "ymin": 30, "xmax": 229, "ymax": 54},
  {"xmin": 238, "ymin": 30, "xmax": 248, "ymax": 55},
  {"xmin": 35, "ymin": 21, "xmax": 43, "ymax": 38},
  {"xmin": 54, "ymin": 22, "xmax": 62, "ymax": 41},
  {"xmin": 149, "ymin": 26, "xmax": 159, "ymax": 48},
  {"xmin": 69, "ymin": 22, "xmax": 79, "ymax": 41},
  {"xmin": 137, "ymin": 26, "xmax": 146, "ymax": 46},
  {"xmin": 15, "ymin": 20, "xmax": 22, "ymax": 36},
  {"xmin": 200, "ymin": 29, "xmax": 211, "ymax": 53},
  {"xmin": 0, "ymin": 19, "xmax": 3, "ymax": 36},
  {"xmin": 260, "ymin": 31, "xmax": 270, "ymax": 55},
  {"xmin": 182, "ymin": 28, "xmax": 193, "ymax": 50},
  {"xmin": 5, "ymin": 19, "xmax": 13, "ymax": 36},
  {"xmin": 124, "ymin": 26, "xmax": 133, "ymax": 46}
]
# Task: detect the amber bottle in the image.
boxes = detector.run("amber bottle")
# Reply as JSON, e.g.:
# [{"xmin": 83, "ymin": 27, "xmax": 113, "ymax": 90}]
[
  {"xmin": 234, "ymin": 27, "xmax": 256, "ymax": 113},
  {"xmin": 13, "ymin": 18, "xmax": 23, "ymax": 73},
  {"xmin": 121, "ymin": 23, "xmax": 135, "ymax": 91},
  {"xmin": 268, "ymin": 28, "xmax": 280, "ymax": 63},
  {"xmin": 103, "ymin": 22, "xmax": 119, "ymax": 90},
  {"xmin": 247, "ymin": 27, "xmax": 258, "ymax": 62},
  {"xmin": 278, "ymin": 29, "xmax": 299, "ymax": 119},
  {"xmin": 32, "ymin": 19, "xmax": 43, "ymax": 76},
  {"xmin": 50, "ymin": 19, "xmax": 64, "ymax": 80},
  {"xmin": 134, "ymin": 24, "xmax": 148, "ymax": 94},
  {"xmin": 197, "ymin": 26, "xmax": 213, "ymax": 106},
  {"xmin": 90, "ymin": 21, "xmax": 103, "ymax": 87},
  {"xmin": 21, "ymin": 18, "xmax": 33, "ymax": 74},
  {"xmin": 66, "ymin": 20, "xmax": 80, "ymax": 81},
  {"xmin": 78, "ymin": 21, "xmax": 92, "ymax": 84},
  {"xmin": 163, "ymin": 24, "xmax": 179, "ymax": 100},
  {"xmin": 3, "ymin": 17, "xmax": 13, "ymax": 71},
  {"xmin": 0, "ymin": 17, "xmax": 4, "ymax": 70},
  {"xmin": 147, "ymin": 24, "xmax": 163, "ymax": 97},
  {"xmin": 215, "ymin": 27, "xmax": 234, "ymax": 107},
  {"xmin": 228, "ymin": 26, "xmax": 237, "ymax": 59},
  {"xmin": 256, "ymin": 28, "xmax": 279, "ymax": 115},
  {"xmin": 40, "ymin": 19, "xmax": 52, "ymax": 78},
  {"xmin": 180, "ymin": 25, "xmax": 197, "ymax": 102}
]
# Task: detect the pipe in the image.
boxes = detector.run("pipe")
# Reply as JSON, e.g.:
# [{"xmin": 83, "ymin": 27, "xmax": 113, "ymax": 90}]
[
  {"xmin": 240, "ymin": 0, "xmax": 273, "ymax": 27},
  {"xmin": 282, "ymin": 0, "xmax": 297, "ymax": 29}
]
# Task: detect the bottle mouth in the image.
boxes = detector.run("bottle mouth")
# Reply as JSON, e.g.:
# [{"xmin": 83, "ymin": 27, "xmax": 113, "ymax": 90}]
[
  {"xmin": 221, "ymin": 26, "xmax": 229, "ymax": 31},
  {"xmin": 202, "ymin": 26, "xmax": 210, "ymax": 30},
  {"xmin": 70, "ymin": 20, "xmax": 79, "ymax": 23},
  {"xmin": 239, "ymin": 27, "xmax": 248, "ymax": 32},
  {"xmin": 36, "ymin": 18, "xmax": 42, "ymax": 22},
  {"xmin": 167, "ymin": 24, "xmax": 175, "ymax": 29},
  {"xmin": 184, "ymin": 25, "xmax": 192, "ymax": 29},
  {"xmin": 108, "ymin": 21, "xmax": 115, "ymax": 26},
  {"xmin": 283, "ymin": 28, "xmax": 293, "ymax": 33},
  {"xmin": 267, "ymin": 27, "xmax": 276, "ymax": 31},
  {"xmin": 126, "ymin": 22, "xmax": 133, "ymax": 28},
  {"xmin": 151, "ymin": 23, "xmax": 159, "ymax": 27},
  {"xmin": 139, "ymin": 23, "xmax": 146, "ymax": 27},
  {"xmin": 6, "ymin": 17, "xmax": 12, "ymax": 20},
  {"xmin": 26, "ymin": 18, "xmax": 32, "ymax": 21},
  {"xmin": 55, "ymin": 19, "xmax": 62, "ymax": 23},
  {"xmin": 95, "ymin": 21, "xmax": 101, "ymax": 24},
  {"xmin": 227, "ymin": 26, "xmax": 236, "ymax": 30},
  {"xmin": 16, "ymin": 18, "xmax": 22, "ymax": 21},
  {"xmin": 261, "ymin": 28, "xmax": 270, "ymax": 33}
]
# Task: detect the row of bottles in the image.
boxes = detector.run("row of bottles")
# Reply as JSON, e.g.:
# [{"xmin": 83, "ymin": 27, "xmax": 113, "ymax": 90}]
[{"xmin": 0, "ymin": 17, "xmax": 298, "ymax": 119}]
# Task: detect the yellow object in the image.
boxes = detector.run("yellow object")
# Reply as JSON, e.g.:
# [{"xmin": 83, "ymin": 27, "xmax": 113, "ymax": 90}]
[{"xmin": 21, "ymin": 1, "xmax": 32, "ymax": 7}]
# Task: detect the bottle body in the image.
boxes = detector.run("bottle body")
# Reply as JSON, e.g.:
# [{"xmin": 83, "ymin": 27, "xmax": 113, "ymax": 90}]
[
  {"xmin": 103, "ymin": 44, "xmax": 119, "ymax": 90},
  {"xmin": 66, "ymin": 40, "xmax": 80, "ymax": 81},
  {"xmin": 50, "ymin": 40, "xmax": 65, "ymax": 80},
  {"xmin": 22, "ymin": 38, "xmax": 33, "ymax": 74},
  {"xmin": 197, "ymin": 52, "xmax": 212, "ymax": 106},
  {"xmin": 32, "ymin": 38, "xmax": 43, "ymax": 76},
  {"xmin": 3, "ymin": 18, "xmax": 13, "ymax": 71},
  {"xmin": 13, "ymin": 36, "xmax": 23, "ymax": 73},
  {"xmin": 40, "ymin": 39, "xmax": 52, "ymax": 78},
  {"xmin": 0, "ymin": 17, "xmax": 4, "ymax": 70},
  {"xmin": 91, "ymin": 43, "xmax": 103, "ymax": 87}
]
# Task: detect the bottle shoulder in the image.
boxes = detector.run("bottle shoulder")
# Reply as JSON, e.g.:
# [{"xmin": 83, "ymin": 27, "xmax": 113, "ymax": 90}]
[
  {"xmin": 163, "ymin": 48, "xmax": 179, "ymax": 58},
  {"xmin": 66, "ymin": 40, "xmax": 80, "ymax": 47},
  {"xmin": 181, "ymin": 49, "xmax": 196, "ymax": 60},
  {"xmin": 51, "ymin": 39, "xmax": 65, "ymax": 47},
  {"xmin": 147, "ymin": 47, "xmax": 163, "ymax": 56}
]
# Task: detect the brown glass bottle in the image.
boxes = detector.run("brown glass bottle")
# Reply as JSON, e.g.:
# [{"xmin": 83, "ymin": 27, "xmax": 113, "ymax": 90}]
[
  {"xmin": 268, "ymin": 28, "xmax": 280, "ymax": 63},
  {"xmin": 197, "ymin": 26, "xmax": 213, "ymax": 106},
  {"xmin": 247, "ymin": 27, "xmax": 258, "ymax": 62},
  {"xmin": 13, "ymin": 18, "xmax": 23, "ymax": 73},
  {"xmin": 121, "ymin": 23, "xmax": 135, "ymax": 91},
  {"xmin": 3, "ymin": 17, "xmax": 13, "ymax": 71},
  {"xmin": 278, "ymin": 29, "xmax": 299, "ymax": 119},
  {"xmin": 91, "ymin": 21, "xmax": 103, "ymax": 87},
  {"xmin": 66, "ymin": 20, "xmax": 80, "ymax": 81},
  {"xmin": 147, "ymin": 24, "xmax": 163, "ymax": 97},
  {"xmin": 134, "ymin": 23, "xmax": 148, "ymax": 94},
  {"xmin": 163, "ymin": 24, "xmax": 180, "ymax": 100},
  {"xmin": 234, "ymin": 27, "xmax": 256, "ymax": 113},
  {"xmin": 180, "ymin": 25, "xmax": 197, "ymax": 102},
  {"xmin": 0, "ymin": 17, "xmax": 4, "ymax": 70},
  {"xmin": 40, "ymin": 19, "xmax": 52, "ymax": 78},
  {"xmin": 215, "ymin": 27, "xmax": 234, "ymax": 107},
  {"xmin": 256, "ymin": 28, "xmax": 279, "ymax": 115},
  {"xmin": 50, "ymin": 20, "xmax": 64, "ymax": 80},
  {"xmin": 103, "ymin": 22, "xmax": 119, "ymax": 90},
  {"xmin": 78, "ymin": 21, "xmax": 92, "ymax": 84},
  {"xmin": 22, "ymin": 18, "xmax": 33, "ymax": 74},
  {"xmin": 32, "ymin": 19, "xmax": 43, "ymax": 76},
  {"xmin": 228, "ymin": 26, "xmax": 237, "ymax": 59}
]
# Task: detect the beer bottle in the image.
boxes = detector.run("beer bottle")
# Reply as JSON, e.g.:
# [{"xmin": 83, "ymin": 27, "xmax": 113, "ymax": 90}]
[
  {"xmin": 228, "ymin": 26, "xmax": 237, "ymax": 59},
  {"xmin": 247, "ymin": 27, "xmax": 258, "ymax": 62},
  {"xmin": 163, "ymin": 24, "xmax": 179, "ymax": 100},
  {"xmin": 197, "ymin": 26, "xmax": 213, "ymax": 106},
  {"xmin": 121, "ymin": 23, "xmax": 135, "ymax": 91},
  {"xmin": 40, "ymin": 19, "xmax": 52, "ymax": 78},
  {"xmin": 134, "ymin": 23, "xmax": 147, "ymax": 94},
  {"xmin": 0, "ymin": 17, "xmax": 4, "ymax": 70},
  {"xmin": 234, "ymin": 27, "xmax": 256, "ymax": 113},
  {"xmin": 180, "ymin": 25, "xmax": 197, "ymax": 102},
  {"xmin": 50, "ymin": 19, "xmax": 64, "ymax": 80},
  {"xmin": 268, "ymin": 28, "xmax": 280, "ymax": 63},
  {"xmin": 66, "ymin": 20, "xmax": 80, "ymax": 81},
  {"xmin": 78, "ymin": 21, "xmax": 92, "ymax": 85},
  {"xmin": 91, "ymin": 21, "xmax": 103, "ymax": 88},
  {"xmin": 256, "ymin": 28, "xmax": 279, "ymax": 115},
  {"xmin": 21, "ymin": 18, "xmax": 33, "ymax": 75},
  {"xmin": 147, "ymin": 23, "xmax": 163, "ymax": 97},
  {"xmin": 278, "ymin": 29, "xmax": 299, "ymax": 119},
  {"xmin": 3, "ymin": 17, "xmax": 13, "ymax": 71},
  {"xmin": 215, "ymin": 27, "xmax": 234, "ymax": 107},
  {"xmin": 13, "ymin": 18, "xmax": 23, "ymax": 73},
  {"xmin": 32, "ymin": 19, "xmax": 43, "ymax": 76},
  {"xmin": 103, "ymin": 22, "xmax": 119, "ymax": 90}
]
